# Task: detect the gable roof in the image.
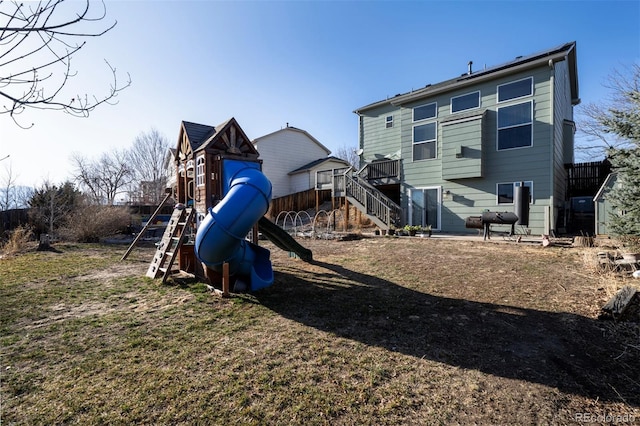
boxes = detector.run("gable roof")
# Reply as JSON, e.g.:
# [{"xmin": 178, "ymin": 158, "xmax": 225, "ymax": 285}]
[
  {"xmin": 288, "ymin": 156, "xmax": 351, "ymax": 175},
  {"xmin": 253, "ymin": 126, "xmax": 331, "ymax": 155},
  {"xmin": 182, "ymin": 121, "xmax": 216, "ymax": 151},
  {"xmin": 177, "ymin": 118, "xmax": 259, "ymax": 158},
  {"xmin": 355, "ymin": 41, "xmax": 578, "ymax": 114}
]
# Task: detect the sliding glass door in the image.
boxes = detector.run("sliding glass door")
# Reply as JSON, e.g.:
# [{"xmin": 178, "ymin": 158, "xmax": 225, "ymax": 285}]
[{"xmin": 409, "ymin": 187, "xmax": 440, "ymax": 230}]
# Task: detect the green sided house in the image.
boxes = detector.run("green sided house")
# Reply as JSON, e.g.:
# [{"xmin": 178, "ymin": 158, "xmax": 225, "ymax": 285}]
[{"xmin": 351, "ymin": 41, "xmax": 579, "ymax": 235}]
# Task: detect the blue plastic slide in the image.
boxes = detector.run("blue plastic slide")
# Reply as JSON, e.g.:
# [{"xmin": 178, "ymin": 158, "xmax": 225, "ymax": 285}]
[{"xmin": 194, "ymin": 159, "xmax": 274, "ymax": 291}]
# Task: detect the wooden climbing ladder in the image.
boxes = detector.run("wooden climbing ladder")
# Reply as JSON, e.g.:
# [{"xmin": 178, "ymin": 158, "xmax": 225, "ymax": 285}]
[{"xmin": 146, "ymin": 206, "xmax": 195, "ymax": 283}]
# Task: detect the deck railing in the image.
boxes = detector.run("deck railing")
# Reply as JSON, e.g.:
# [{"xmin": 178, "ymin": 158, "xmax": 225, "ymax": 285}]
[
  {"xmin": 317, "ymin": 167, "xmax": 349, "ymax": 190},
  {"xmin": 359, "ymin": 159, "xmax": 400, "ymax": 181}
]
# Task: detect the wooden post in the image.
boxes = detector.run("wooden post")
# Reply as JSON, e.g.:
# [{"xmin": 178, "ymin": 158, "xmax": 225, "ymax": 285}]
[
  {"xmin": 221, "ymin": 262, "xmax": 230, "ymax": 298},
  {"xmin": 344, "ymin": 198, "xmax": 349, "ymax": 232}
]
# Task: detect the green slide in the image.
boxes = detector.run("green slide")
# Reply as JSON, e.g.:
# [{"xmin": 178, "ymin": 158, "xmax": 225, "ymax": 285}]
[{"xmin": 258, "ymin": 217, "xmax": 313, "ymax": 262}]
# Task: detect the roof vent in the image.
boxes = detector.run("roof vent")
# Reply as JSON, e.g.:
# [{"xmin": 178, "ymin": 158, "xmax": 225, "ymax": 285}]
[{"xmin": 468, "ymin": 61, "xmax": 473, "ymax": 75}]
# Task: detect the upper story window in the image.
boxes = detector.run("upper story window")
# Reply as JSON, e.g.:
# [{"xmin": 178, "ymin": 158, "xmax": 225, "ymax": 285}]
[
  {"xmin": 451, "ymin": 91, "xmax": 480, "ymax": 113},
  {"xmin": 498, "ymin": 77, "xmax": 533, "ymax": 103},
  {"xmin": 497, "ymin": 181, "xmax": 533, "ymax": 205},
  {"xmin": 196, "ymin": 156, "xmax": 205, "ymax": 187},
  {"xmin": 497, "ymin": 100, "xmax": 533, "ymax": 150},
  {"xmin": 385, "ymin": 115, "xmax": 393, "ymax": 128},
  {"xmin": 413, "ymin": 102, "xmax": 437, "ymax": 122},
  {"xmin": 413, "ymin": 122, "xmax": 437, "ymax": 161}
]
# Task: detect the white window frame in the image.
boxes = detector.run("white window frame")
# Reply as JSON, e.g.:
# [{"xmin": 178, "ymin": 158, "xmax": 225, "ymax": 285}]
[
  {"xmin": 497, "ymin": 76, "xmax": 533, "ymax": 103},
  {"xmin": 196, "ymin": 156, "xmax": 205, "ymax": 187},
  {"xmin": 412, "ymin": 121, "xmax": 437, "ymax": 161},
  {"xmin": 497, "ymin": 100, "xmax": 533, "ymax": 151},
  {"xmin": 413, "ymin": 102, "xmax": 437, "ymax": 122},
  {"xmin": 408, "ymin": 186, "xmax": 442, "ymax": 231},
  {"xmin": 451, "ymin": 91, "xmax": 480, "ymax": 114},
  {"xmin": 385, "ymin": 115, "xmax": 393, "ymax": 128},
  {"xmin": 496, "ymin": 181, "xmax": 533, "ymax": 205}
]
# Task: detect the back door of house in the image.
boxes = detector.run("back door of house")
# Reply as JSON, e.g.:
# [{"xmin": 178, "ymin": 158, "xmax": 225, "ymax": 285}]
[{"xmin": 410, "ymin": 187, "xmax": 440, "ymax": 230}]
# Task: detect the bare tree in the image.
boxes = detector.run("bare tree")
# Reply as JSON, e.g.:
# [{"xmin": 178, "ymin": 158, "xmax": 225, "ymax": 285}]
[
  {"xmin": 0, "ymin": 160, "xmax": 18, "ymax": 210},
  {"xmin": 72, "ymin": 149, "xmax": 132, "ymax": 205},
  {"xmin": 575, "ymin": 64, "xmax": 639, "ymax": 161},
  {"xmin": 127, "ymin": 128, "xmax": 172, "ymax": 204},
  {"xmin": 0, "ymin": 0, "xmax": 131, "ymax": 128},
  {"xmin": 334, "ymin": 144, "xmax": 360, "ymax": 169},
  {"xmin": 0, "ymin": 160, "xmax": 31, "ymax": 209}
]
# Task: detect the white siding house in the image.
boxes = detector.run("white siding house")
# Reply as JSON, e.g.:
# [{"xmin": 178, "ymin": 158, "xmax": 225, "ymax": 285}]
[
  {"xmin": 289, "ymin": 157, "xmax": 351, "ymax": 193},
  {"xmin": 253, "ymin": 126, "xmax": 348, "ymax": 197}
]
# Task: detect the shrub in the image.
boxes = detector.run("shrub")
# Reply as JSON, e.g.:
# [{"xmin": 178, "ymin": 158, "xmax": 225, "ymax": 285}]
[
  {"xmin": 59, "ymin": 205, "xmax": 131, "ymax": 242},
  {"xmin": 0, "ymin": 226, "xmax": 34, "ymax": 255}
]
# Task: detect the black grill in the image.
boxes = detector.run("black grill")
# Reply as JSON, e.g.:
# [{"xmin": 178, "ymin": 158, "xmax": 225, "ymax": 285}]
[{"xmin": 466, "ymin": 211, "xmax": 520, "ymax": 240}]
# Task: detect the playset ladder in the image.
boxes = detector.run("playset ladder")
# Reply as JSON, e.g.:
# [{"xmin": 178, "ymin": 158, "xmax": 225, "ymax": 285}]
[{"xmin": 146, "ymin": 206, "xmax": 195, "ymax": 283}]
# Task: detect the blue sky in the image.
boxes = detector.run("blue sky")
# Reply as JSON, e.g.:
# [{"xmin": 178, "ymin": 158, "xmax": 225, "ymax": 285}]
[{"xmin": 1, "ymin": 0, "xmax": 639, "ymax": 188}]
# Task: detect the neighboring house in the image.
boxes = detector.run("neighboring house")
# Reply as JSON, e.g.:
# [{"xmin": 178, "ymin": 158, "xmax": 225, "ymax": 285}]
[
  {"xmin": 593, "ymin": 172, "xmax": 619, "ymax": 236},
  {"xmin": 253, "ymin": 125, "xmax": 350, "ymax": 198},
  {"xmin": 289, "ymin": 157, "xmax": 351, "ymax": 194},
  {"xmin": 353, "ymin": 41, "xmax": 579, "ymax": 235}
]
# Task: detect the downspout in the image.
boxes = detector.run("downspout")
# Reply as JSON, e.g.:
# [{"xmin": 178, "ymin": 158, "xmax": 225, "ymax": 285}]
[{"xmin": 548, "ymin": 59, "xmax": 555, "ymax": 236}]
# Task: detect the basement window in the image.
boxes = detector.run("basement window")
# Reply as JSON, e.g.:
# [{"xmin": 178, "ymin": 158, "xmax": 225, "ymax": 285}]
[{"xmin": 497, "ymin": 181, "xmax": 533, "ymax": 205}]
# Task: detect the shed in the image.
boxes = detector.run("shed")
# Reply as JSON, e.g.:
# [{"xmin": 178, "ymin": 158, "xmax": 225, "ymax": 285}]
[{"xmin": 593, "ymin": 172, "xmax": 619, "ymax": 236}]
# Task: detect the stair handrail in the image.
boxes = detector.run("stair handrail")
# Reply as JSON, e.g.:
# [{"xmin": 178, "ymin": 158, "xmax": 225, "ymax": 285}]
[
  {"xmin": 341, "ymin": 168, "xmax": 401, "ymax": 229},
  {"xmin": 347, "ymin": 168, "xmax": 399, "ymax": 210}
]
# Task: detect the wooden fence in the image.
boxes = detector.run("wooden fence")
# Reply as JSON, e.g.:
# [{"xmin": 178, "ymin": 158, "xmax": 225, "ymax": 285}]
[
  {"xmin": 565, "ymin": 161, "xmax": 611, "ymax": 199},
  {"xmin": 267, "ymin": 189, "xmax": 333, "ymax": 219},
  {"xmin": 1, "ymin": 208, "xmax": 29, "ymax": 233}
]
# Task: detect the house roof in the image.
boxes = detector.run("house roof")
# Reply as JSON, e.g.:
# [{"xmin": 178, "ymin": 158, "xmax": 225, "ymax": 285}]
[
  {"xmin": 354, "ymin": 41, "xmax": 579, "ymax": 114},
  {"xmin": 288, "ymin": 156, "xmax": 351, "ymax": 175},
  {"xmin": 178, "ymin": 118, "xmax": 259, "ymax": 158},
  {"xmin": 253, "ymin": 126, "xmax": 332, "ymax": 155},
  {"xmin": 181, "ymin": 121, "xmax": 216, "ymax": 151},
  {"xmin": 196, "ymin": 117, "xmax": 234, "ymax": 152}
]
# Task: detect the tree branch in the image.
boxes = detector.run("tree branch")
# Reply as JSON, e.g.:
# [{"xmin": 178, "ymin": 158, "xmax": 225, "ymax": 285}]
[{"xmin": 0, "ymin": 0, "xmax": 130, "ymax": 127}]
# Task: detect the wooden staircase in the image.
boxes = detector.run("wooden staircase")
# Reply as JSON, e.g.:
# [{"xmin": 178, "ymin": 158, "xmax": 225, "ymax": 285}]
[
  {"xmin": 333, "ymin": 167, "xmax": 401, "ymax": 230},
  {"xmin": 146, "ymin": 206, "xmax": 195, "ymax": 283}
]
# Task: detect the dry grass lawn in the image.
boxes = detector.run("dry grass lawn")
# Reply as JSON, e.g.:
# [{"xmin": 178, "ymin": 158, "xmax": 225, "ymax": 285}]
[{"xmin": 1, "ymin": 237, "xmax": 639, "ymax": 425}]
